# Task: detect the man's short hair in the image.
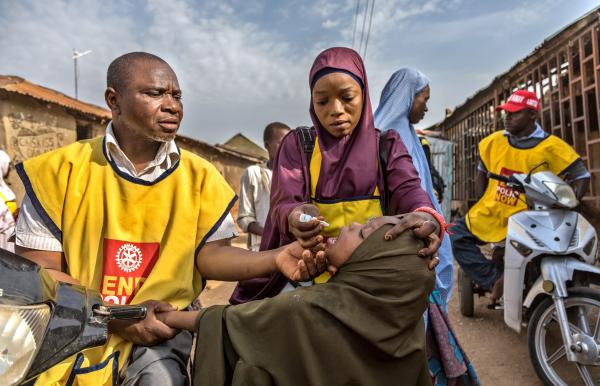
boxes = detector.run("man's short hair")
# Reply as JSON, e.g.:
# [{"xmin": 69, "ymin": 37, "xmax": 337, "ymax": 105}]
[
  {"xmin": 107, "ymin": 52, "xmax": 170, "ymax": 91},
  {"xmin": 263, "ymin": 122, "xmax": 291, "ymax": 143}
]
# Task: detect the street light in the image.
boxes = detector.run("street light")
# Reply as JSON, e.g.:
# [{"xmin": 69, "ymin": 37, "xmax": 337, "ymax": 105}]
[{"xmin": 72, "ymin": 49, "xmax": 92, "ymax": 100}]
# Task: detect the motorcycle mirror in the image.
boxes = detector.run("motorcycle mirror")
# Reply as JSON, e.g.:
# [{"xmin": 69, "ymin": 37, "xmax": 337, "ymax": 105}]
[{"xmin": 525, "ymin": 161, "xmax": 549, "ymax": 184}]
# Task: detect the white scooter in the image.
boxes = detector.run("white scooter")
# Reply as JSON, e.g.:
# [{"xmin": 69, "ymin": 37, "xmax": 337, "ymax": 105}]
[{"xmin": 458, "ymin": 165, "xmax": 600, "ymax": 385}]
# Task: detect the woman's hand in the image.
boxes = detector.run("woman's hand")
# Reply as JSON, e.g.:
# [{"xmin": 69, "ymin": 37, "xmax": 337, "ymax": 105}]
[
  {"xmin": 275, "ymin": 241, "xmax": 328, "ymax": 281},
  {"xmin": 288, "ymin": 204, "xmax": 326, "ymax": 249},
  {"xmin": 367, "ymin": 213, "xmax": 442, "ymax": 266}
]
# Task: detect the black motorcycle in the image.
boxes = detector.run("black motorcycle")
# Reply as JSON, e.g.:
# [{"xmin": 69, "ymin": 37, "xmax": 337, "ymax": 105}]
[{"xmin": 0, "ymin": 249, "xmax": 146, "ymax": 386}]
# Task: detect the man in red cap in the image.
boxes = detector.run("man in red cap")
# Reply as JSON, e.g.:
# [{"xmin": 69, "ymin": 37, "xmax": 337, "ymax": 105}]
[{"xmin": 450, "ymin": 89, "xmax": 590, "ymax": 302}]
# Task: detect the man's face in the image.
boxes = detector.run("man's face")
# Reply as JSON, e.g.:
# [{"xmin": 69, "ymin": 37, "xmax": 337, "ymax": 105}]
[
  {"xmin": 504, "ymin": 108, "xmax": 535, "ymax": 136},
  {"xmin": 112, "ymin": 60, "xmax": 183, "ymax": 143},
  {"xmin": 264, "ymin": 129, "xmax": 289, "ymax": 162}
]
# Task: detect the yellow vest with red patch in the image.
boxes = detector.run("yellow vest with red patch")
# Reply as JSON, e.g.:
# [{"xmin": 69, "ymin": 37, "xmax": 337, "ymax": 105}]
[
  {"xmin": 310, "ymin": 139, "xmax": 383, "ymax": 283},
  {"xmin": 466, "ymin": 131, "xmax": 580, "ymax": 242},
  {"xmin": 17, "ymin": 136, "xmax": 236, "ymax": 386}
]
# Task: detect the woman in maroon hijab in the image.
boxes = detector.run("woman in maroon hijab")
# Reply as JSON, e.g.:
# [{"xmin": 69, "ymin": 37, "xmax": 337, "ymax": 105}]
[{"xmin": 231, "ymin": 47, "xmax": 446, "ymax": 303}]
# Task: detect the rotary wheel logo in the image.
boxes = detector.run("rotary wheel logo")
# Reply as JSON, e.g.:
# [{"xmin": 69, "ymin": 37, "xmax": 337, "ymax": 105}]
[{"xmin": 115, "ymin": 243, "xmax": 143, "ymax": 273}]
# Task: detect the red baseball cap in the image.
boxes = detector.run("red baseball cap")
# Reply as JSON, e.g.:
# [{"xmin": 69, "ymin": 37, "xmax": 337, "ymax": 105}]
[{"xmin": 496, "ymin": 90, "xmax": 540, "ymax": 112}]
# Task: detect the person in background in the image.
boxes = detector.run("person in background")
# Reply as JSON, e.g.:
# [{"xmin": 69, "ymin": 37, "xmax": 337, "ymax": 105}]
[
  {"xmin": 237, "ymin": 122, "xmax": 290, "ymax": 251},
  {"xmin": 374, "ymin": 68, "xmax": 479, "ymax": 386},
  {"xmin": 0, "ymin": 199, "xmax": 15, "ymax": 251},
  {"xmin": 417, "ymin": 133, "xmax": 445, "ymax": 203},
  {"xmin": 451, "ymin": 90, "xmax": 590, "ymax": 303},
  {"xmin": 0, "ymin": 150, "xmax": 16, "ymax": 251},
  {"xmin": 0, "ymin": 150, "xmax": 17, "ymax": 217},
  {"xmin": 374, "ymin": 68, "xmax": 454, "ymax": 310}
]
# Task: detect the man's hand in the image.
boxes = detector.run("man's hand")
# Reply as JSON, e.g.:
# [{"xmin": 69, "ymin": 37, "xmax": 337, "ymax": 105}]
[
  {"xmin": 108, "ymin": 300, "xmax": 179, "ymax": 346},
  {"xmin": 368, "ymin": 213, "xmax": 442, "ymax": 264},
  {"xmin": 288, "ymin": 204, "xmax": 326, "ymax": 249},
  {"xmin": 275, "ymin": 241, "xmax": 327, "ymax": 281}
]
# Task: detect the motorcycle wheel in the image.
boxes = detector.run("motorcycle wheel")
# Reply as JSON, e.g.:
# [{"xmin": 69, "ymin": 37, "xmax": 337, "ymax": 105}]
[
  {"xmin": 528, "ymin": 287, "xmax": 600, "ymax": 386},
  {"xmin": 458, "ymin": 267, "xmax": 474, "ymax": 317}
]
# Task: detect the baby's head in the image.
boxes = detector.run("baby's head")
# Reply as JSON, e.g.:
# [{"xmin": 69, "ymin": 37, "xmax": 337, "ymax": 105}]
[{"xmin": 326, "ymin": 220, "xmax": 382, "ymax": 268}]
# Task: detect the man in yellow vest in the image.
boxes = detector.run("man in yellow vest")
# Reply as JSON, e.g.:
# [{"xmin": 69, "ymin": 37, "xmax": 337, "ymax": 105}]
[
  {"xmin": 14, "ymin": 52, "xmax": 326, "ymax": 386},
  {"xmin": 450, "ymin": 90, "xmax": 590, "ymax": 302}
]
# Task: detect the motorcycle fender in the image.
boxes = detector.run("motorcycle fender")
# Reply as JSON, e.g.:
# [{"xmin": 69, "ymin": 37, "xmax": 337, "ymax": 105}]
[
  {"xmin": 523, "ymin": 276, "xmax": 546, "ymax": 310},
  {"xmin": 541, "ymin": 257, "xmax": 600, "ymax": 298},
  {"xmin": 504, "ymin": 267, "xmax": 525, "ymax": 333}
]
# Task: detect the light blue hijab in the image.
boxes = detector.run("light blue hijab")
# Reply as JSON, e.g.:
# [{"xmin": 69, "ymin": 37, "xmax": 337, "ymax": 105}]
[{"xmin": 374, "ymin": 68, "xmax": 454, "ymax": 309}]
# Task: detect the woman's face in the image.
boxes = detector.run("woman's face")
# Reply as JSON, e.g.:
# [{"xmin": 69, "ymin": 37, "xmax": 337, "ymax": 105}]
[
  {"xmin": 312, "ymin": 72, "xmax": 363, "ymax": 138},
  {"xmin": 409, "ymin": 85, "xmax": 430, "ymax": 124},
  {"xmin": 326, "ymin": 220, "xmax": 379, "ymax": 268}
]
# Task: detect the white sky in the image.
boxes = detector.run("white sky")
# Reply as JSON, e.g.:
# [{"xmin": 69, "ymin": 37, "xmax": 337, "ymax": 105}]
[{"xmin": 1, "ymin": 0, "xmax": 598, "ymax": 145}]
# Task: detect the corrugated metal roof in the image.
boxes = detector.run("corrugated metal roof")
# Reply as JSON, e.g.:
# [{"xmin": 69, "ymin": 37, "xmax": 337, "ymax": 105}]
[
  {"xmin": 222, "ymin": 133, "xmax": 268, "ymax": 160},
  {"xmin": 176, "ymin": 134, "xmax": 264, "ymax": 163},
  {"xmin": 0, "ymin": 75, "xmax": 111, "ymax": 120}
]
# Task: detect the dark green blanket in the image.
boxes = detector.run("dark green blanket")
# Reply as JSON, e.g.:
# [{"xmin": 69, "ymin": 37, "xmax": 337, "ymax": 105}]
[{"xmin": 193, "ymin": 226, "xmax": 435, "ymax": 386}]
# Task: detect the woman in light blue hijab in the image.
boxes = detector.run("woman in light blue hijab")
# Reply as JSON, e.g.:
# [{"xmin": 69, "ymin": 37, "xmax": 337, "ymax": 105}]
[
  {"xmin": 374, "ymin": 68, "xmax": 454, "ymax": 310},
  {"xmin": 375, "ymin": 69, "xmax": 481, "ymax": 386}
]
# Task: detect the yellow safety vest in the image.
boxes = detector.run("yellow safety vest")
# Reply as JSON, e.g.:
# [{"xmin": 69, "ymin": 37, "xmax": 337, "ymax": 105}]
[
  {"xmin": 466, "ymin": 131, "xmax": 580, "ymax": 243},
  {"xmin": 310, "ymin": 139, "xmax": 383, "ymax": 283},
  {"xmin": 0, "ymin": 191, "xmax": 17, "ymax": 216},
  {"xmin": 17, "ymin": 137, "xmax": 236, "ymax": 386}
]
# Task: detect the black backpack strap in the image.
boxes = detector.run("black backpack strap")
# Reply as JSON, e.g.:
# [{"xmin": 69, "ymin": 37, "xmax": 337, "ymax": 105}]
[
  {"xmin": 296, "ymin": 126, "xmax": 315, "ymax": 161},
  {"xmin": 297, "ymin": 126, "xmax": 315, "ymax": 200},
  {"xmin": 297, "ymin": 127, "xmax": 390, "ymax": 209},
  {"xmin": 378, "ymin": 131, "xmax": 391, "ymax": 215}
]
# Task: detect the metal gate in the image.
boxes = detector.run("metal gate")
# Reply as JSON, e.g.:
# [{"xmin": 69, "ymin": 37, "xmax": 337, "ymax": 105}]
[{"xmin": 435, "ymin": 8, "xmax": 600, "ymax": 213}]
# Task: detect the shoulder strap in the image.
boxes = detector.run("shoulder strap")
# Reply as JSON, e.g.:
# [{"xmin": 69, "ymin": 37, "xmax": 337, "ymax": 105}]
[
  {"xmin": 297, "ymin": 127, "xmax": 391, "ymax": 209},
  {"xmin": 296, "ymin": 126, "xmax": 315, "ymax": 200},
  {"xmin": 296, "ymin": 126, "xmax": 315, "ymax": 162},
  {"xmin": 378, "ymin": 131, "xmax": 391, "ymax": 215}
]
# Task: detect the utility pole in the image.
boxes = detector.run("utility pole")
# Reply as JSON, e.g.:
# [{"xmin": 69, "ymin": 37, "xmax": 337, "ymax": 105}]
[{"xmin": 72, "ymin": 49, "xmax": 92, "ymax": 100}]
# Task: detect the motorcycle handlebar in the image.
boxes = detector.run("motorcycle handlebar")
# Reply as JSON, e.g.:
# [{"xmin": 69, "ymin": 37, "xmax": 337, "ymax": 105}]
[
  {"xmin": 487, "ymin": 172, "xmax": 511, "ymax": 183},
  {"xmin": 93, "ymin": 304, "xmax": 147, "ymax": 320}
]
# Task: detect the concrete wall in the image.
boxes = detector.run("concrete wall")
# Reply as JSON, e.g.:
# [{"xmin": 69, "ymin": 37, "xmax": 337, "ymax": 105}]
[
  {"xmin": 0, "ymin": 92, "xmax": 76, "ymax": 203},
  {"xmin": 0, "ymin": 91, "xmax": 106, "ymax": 204}
]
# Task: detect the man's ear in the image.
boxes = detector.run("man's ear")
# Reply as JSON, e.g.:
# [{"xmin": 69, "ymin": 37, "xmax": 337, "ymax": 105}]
[
  {"xmin": 105, "ymin": 87, "xmax": 120, "ymax": 115},
  {"xmin": 529, "ymin": 109, "xmax": 538, "ymax": 121}
]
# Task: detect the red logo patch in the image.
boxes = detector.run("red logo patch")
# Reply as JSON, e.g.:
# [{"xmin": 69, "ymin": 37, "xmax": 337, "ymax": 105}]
[
  {"xmin": 101, "ymin": 239, "xmax": 159, "ymax": 305},
  {"xmin": 494, "ymin": 167, "xmax": 522, "ymax": 206}
]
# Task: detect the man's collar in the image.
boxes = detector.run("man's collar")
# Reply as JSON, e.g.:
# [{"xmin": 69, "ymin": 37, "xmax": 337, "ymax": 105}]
[
  {"xmin": 503, "ymin": 122, "xmax": 546, "ymax": 140},
  {"xmin": 104, "ymin": 121, "xmax": 180, "ymax": 166}
]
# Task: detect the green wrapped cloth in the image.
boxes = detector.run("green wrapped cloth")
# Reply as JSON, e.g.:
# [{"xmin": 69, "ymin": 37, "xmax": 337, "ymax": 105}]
[{"xmin": 193, "ymin": 226, "xmax": 435, "ymax": 386}]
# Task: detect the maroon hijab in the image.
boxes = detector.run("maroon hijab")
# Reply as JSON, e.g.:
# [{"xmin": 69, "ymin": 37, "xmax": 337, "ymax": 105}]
[
  {"xmin": 308, "ymin": 47, "xmax": 379, "ymax": 198},
  {"xmin": 230, "ymin": 48, "xmax": 432, "ymax": 304}
]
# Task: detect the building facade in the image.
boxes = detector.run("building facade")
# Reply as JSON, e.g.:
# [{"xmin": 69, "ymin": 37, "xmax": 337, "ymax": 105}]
[
  {"xmin": 433, "ymin": 8, "xmax": 600, "ymax": 214},
  {"xmin": 0, "ymin": 75, "xmax": 109, "ymax": 203}
]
